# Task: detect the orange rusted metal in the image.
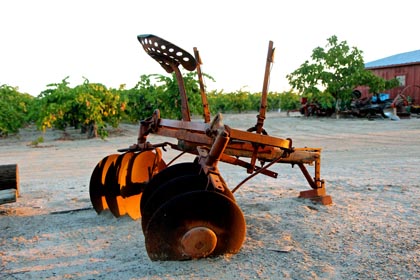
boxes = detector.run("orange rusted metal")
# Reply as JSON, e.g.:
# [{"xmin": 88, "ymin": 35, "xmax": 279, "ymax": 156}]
[
  {"xmin": 129, "ymin": 34, "xmax": 332, "ymax": 205},
  {"xmin": 90, "ymin": 34, "xmax": 332, "ymax": 261},
  {"xmin": 193, "ymin": 47, "xmax": 211, "ymax": 123}
]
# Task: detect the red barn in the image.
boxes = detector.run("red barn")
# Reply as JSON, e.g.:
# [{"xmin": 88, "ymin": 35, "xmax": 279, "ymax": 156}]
[{"xmin": 357, "ymin": 49, "xmax": 420, "ymax": 105}]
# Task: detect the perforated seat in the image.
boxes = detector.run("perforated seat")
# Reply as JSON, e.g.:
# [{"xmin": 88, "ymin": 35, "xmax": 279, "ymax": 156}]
[{"xmin": 137, "ymin": 34, "xmax": 197, "ymax": 73}]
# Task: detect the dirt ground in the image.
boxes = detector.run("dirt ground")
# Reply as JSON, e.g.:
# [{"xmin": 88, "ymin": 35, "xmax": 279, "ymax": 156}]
[{"xmin": 1, "ymin": 112, "xmax": 419, "ymax": 279}]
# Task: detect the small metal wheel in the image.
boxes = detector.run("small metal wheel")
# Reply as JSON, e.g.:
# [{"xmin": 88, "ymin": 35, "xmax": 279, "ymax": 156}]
[
  {"xmin": 144, "ymin": 190, "xmax": 246, "ymax": 261},
  {"xmin": 140, "ymin": 162, "xmax": 202, "ymax": 215},
  {"xmin": 89, "ymin": 154, "xmax": 119, "ymax": 214}
]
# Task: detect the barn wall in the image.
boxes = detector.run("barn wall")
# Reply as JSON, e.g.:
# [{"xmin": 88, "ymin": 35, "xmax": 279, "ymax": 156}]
[{"xmin": 356, "ymin": 63, "xmax": 420, "ymax": 104}]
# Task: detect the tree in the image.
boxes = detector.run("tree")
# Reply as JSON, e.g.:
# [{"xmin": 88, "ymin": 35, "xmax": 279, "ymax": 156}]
[
  {"xmin": 358, "ymin": 70, "xmax": 399, "ymax": 95},
  {"xmin": 0, "ymin": 84, "xmax": 34, "ymax": 136},
  {"xmin": 35, "ymin": 77, "xmax": 126, "ymax": 138},
  {"xmin": 207, "ymin": 90, "xmax": 231, "ymax": 113},
  {"xmin": 278, "ymin": 91, "xmax": 301, "ymax": 116},
  {"xmin": 121, "ymin": 72, "xmax": 209, "ymax": 122},
  {"xmin": 286, "ymin": 35, "xmax": 397, "ymax": 115},
  {"xmin": 120, "ymin": 74, "xmax": 158, "ymax": 123},
  {"xmin": 228, "ymin": 88, "xmax": 253, "ymax": 113}
]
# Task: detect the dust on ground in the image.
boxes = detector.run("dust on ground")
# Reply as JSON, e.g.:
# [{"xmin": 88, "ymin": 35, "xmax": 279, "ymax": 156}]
[{"xmin": 1, "ymin": 112, "xmax": 419, "ymax": 279}]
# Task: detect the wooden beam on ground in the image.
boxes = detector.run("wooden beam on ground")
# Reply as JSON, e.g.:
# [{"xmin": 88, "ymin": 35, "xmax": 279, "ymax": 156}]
[{"xmin": 0, "ymin": 164, "xmax": 19, "ymax": 205}]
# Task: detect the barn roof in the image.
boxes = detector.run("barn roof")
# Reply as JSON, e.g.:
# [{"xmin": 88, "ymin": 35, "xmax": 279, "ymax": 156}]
[{"xmin": 365, "ymin": 49, "xmax": 420, "ymax": 69}]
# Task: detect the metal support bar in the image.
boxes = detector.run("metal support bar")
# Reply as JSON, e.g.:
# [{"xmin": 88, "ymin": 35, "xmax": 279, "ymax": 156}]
[
  {"xmin": 248, "ymin": 41, "xmax": 275, "ymax": 173},
  {"xmin": 297, "ymin": 158, "xmax": 332, "ymax": 205},
  {"xmin": 194, "ymin": 47, "xmax": 211, "ymax": 123},
  {"xmin": 205, "ymin": 131, "xmax": 230, "ymax": 168},
  {"xmin": 255, "ymin": 40, "xmax": 275, "ymax": 135},
  {"xmin": 297, "ymin": 163, "xmax": 318, "ymax": 189},
  {"xmin": 172, "ymin": 65, "xmax": 191, "ymax": 121},
  {"xmin": 232, "ymin": 156, "xmax": 283, "ymax": 194}
]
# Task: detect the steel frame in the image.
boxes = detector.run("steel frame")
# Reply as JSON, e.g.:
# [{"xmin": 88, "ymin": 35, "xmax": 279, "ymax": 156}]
[{"xmin": 126, "ymin": 34, "xmax": 332, "ymax": 205}]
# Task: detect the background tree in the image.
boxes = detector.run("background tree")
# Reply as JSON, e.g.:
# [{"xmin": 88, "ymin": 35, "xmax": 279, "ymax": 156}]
[
  {"xmin": 228, "ymin": 88, "xmax": 253, "ymax": 113},
  {"xmin": 121, "ymin": 72, "xmax": 210, "ymax": 121},
  {"xmin": 358, "ymin": 70, "xmax": 399, "ymax": 95},
  {"xmin": 35, "ymin": 77, "xmax": 126, "ymax": 138},
  {"xmin": 286, "ymin": 35, "xmax": 397, "ymax": 115},
  {"xmin": 278, "ymin": 91, "xmax": 301, "ymax": 116},
  {"xmin": 0, "ymin": 84, "xmax": 34, "ymax": 136},
  {"xmin": 1, "ymin": 71, "xmax": 300, "ymax": 140},
  {"xmin": 120, "ymin": 74, "xmax": 159, "ymax": 123},
  {"xmin": 207, "ymin": 90, "xmax": 231, "ymax": 113}
]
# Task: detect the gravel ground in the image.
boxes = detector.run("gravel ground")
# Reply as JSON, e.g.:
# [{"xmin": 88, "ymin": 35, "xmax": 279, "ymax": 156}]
[{"xmin": 1, "ymin": 112, "xmax": 419, "ymax": 279}]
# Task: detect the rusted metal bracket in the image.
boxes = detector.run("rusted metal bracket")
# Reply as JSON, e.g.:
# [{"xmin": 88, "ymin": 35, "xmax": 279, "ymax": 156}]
[
  {"xmin": 247, "ymin": 41, "xmax": 275, "ymax": 173},
  {"xmin": 132, "ymin": 34, "xmax": 332, "ymax": 205}
]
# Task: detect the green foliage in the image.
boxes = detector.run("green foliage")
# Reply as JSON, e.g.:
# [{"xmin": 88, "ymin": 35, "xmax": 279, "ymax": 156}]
[
  {"xmin": 207, "ymin": 90, "xmax": 230, "ymax": 113},
  {"xmin": 121, "ymin": 72, "xmax": 208, "ymax": 122},
  {"xmin": 120, "ymin": 75, "xmax": 156, "ymax": 122},
  {"xmin": 278, "ymin": 91, "xmax": 301, "ymax": 112},
  {"xmin": 207, "ymin": 89, "xmax": 289, "ymax": 114},
  {"xmin": 29, "ymin": 136, "xmax": 44, "ymax": 147},
  {"xmin": 149, "ymin": 74, "xmax": 185, "ymax": 119},
  {"xmin": 0, "ymin": 84, "xmax": 34, "ymax": 136},
  {"xmin": 152, "ymin": 72, "xmax": 202, "ymax": 119},
  {"xmin": 266, "ymin": 93, "xmax": 280, "ymax": 111},
  {"xmin": 358, "ymin": 71, "xmax": 400, "ymax": 94},
  {"xmin": 286, "ymin": 35, "xmax": 398, "ymax": 111},
  {"xmin": 34, "ymin": 77, "xmax": 126, "ymax": 138},
  {"xmin": 249, "ymin": 92, "xmax": 263, "ymax": 111},
  {"xmin": 2, "ymin": 71, "xmax": 295, "ymax": 140},
  {"xmin": 227, "ymin": 89, "xmax": 253, "ymax": 113},
  {"xmin": 207, "ymin": 89, "xmax": 248, "ymax": 114},
  {"xmin": 1, "ymin": 34, "xmax": 404, "ymax": 139}
]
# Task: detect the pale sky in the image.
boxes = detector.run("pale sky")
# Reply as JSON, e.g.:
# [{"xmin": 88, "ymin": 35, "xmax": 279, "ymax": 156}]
[{"xmin": 1, "ymin": 0, "xmax": 419, "ymax": 96}]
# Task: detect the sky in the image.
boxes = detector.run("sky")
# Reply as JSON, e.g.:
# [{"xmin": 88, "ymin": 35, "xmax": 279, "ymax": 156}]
[{"xmin": 1, "ymin": 0, "xmax": 419, "ymax": 96}]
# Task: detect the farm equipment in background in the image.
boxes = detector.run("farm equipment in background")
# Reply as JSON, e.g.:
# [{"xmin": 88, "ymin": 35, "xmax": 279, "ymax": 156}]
[
  {"xmin": 350, "ymin": 87, "xmax": 420, "ymax": 120},
  {"xmin": 349, "ymin": 90, "xmax": 391, "ymax": 119},
  {"xmin": 299, "ymin": 90, "xmax": 409, "ymax": 119},
  {"xmin": 299, "ymin": 98, "xmax": 334, "ymax": 117},
  {"xmin": 388, "ymin": 85, "xmax": 420, "ymax": 118},
  {"xmin": 411, "ymin": 104, "xmax": 420, "ymax": 114},
  {"xmin": 89, "ymin": 34, "xmax": 332, "ymax": 261}
]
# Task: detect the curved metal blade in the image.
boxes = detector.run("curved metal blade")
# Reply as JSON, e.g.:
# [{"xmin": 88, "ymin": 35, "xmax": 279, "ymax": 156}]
[
  {"xmin": 144, "ymin": 190, "xmax": 246, "ymax": 261},
  {"xmin": 104, "ymin": 152, "xmax": 134, "ymax": 218},
  {"xmin": 141, "ymin": 173, "xmax": 235, "ymax": 231},
  {"xmin": 141, "ymin": 174, "xmax": 208, "ymax": 231},
  {"xmin": 119, "ymin": 150, "xmax": 167, "ymax": 220},
  {"xmin": 140, "ymin": 162, "xmax": 202, "ymax": 215},
  {"xmin": 89, "ymin": 154, "xmax": 119, "ymax": 214}
]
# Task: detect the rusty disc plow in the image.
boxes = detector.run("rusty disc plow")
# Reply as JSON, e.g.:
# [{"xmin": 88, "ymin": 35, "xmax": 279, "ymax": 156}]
[{"xmin": 89, "ymin": 34, "xmax": 332, "ymax": 261}]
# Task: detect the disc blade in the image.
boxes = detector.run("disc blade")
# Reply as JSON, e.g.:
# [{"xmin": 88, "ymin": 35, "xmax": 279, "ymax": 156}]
[
  {"xmin": 119, "ymin": 150, "xmax": 167, "ymax": 220},
  {"xmin": 89, "ymin": 154, "xmax": 119, "ymax": 214},
  {"xmin": 104, "ymin": 152, "xmax": 134, "ymax": 217},
  {"xmin": 141, "ymin": 174, "xmax": 207, "ymax": 230},
  {"xmin": 141, "ymin": 174, "xmax": 235, "ymax": 231},
  {"xmin": 144, "ymin": 190, "xmax": 246, "ymax": 261},
  {"xmin": 140, "ymin": 162, "xmax": 202, "ymax": 215}
]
